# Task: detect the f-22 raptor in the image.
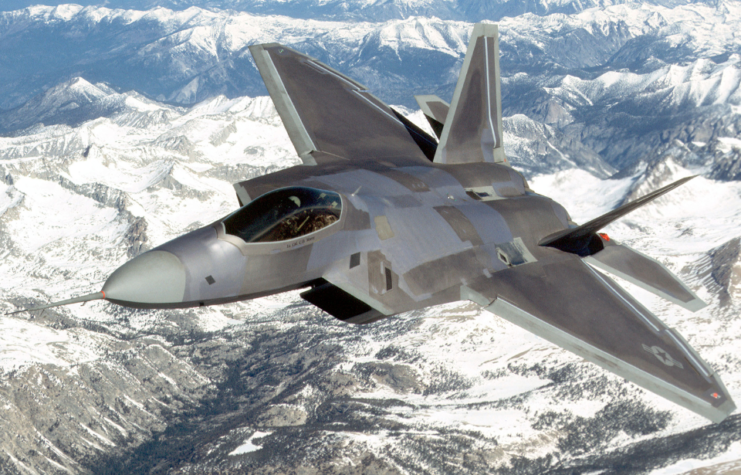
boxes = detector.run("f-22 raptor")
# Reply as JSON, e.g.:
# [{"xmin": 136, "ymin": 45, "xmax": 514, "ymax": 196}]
[{"xmin": 15, "ymin": 24, "xmax": 735, "ymax": 422}]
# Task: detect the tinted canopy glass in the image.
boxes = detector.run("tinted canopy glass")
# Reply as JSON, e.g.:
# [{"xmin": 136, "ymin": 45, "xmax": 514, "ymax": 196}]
[{"xmin": 223, "ymin": 187, "xmax": 342, "ymax": 243}]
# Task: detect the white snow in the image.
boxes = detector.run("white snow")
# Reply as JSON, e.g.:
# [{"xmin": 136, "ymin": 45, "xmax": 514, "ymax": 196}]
[
  {"xmin": 229, "ymin": 431, "xmax": 272, "ymax": 455},
  {"xmin": 650, "ymin": 441, "xmax": 741, "ymax": 474},
  {"xmin": 529, "ymin": 169, "xmax": 635, "ymax": 222},
  {"xmin": 548, "ymin": 56, "xmax": 741, "ymax": 111},
  {"xmin": 0, "ymin": 319, "xmax": 104, "ymax": 371},
  {"xmin": 79, "ymin": 423, "xmax": 116, "ymax": 447},
  {"xmin": 717, "ymin": 136, "xmax": 741, "ymax": 153}
]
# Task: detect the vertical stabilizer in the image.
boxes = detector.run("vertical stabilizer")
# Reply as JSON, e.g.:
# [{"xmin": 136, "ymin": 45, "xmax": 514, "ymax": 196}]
[
  {"xmin": 434, "ymin": 23, "xmax": 506, "ymax": 165},
  {"xmin": 414, "ymin": 94, "xmax": 449, "ymax": 139}
]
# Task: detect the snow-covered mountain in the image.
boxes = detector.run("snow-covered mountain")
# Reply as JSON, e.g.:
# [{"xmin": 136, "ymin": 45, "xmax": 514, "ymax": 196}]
[
  {"xmin": 2, "ymin": 2, "xmax": 740, "ymax": 110},
  {"xmin": 0, "ymin": 1, "xmax": 740, "ymax": 474},
  {"xmin": 0, "ymin": 0, "xmax": 719, "ymax": 22},
  {"xmin": 2, "ymin": 2, "xmax": 740, "ymax": 175},
  {"xmin": 509, "ymin": 53, "xmax": 741, "ymax": 171},
  {"xmin": 0, "ymin": 78, "xmax": 182, "ymax": 133}
]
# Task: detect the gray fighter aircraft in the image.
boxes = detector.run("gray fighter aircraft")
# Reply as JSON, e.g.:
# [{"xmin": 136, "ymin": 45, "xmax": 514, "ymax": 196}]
[{"xmin": 11, "ymin": 24, "xmax": 735, "ymax": 422}]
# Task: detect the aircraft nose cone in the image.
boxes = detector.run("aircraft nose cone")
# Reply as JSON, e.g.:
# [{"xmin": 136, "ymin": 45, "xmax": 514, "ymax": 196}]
[{"xmin": 103, "ymin": 250, "xmax": 186, "ymax": 306}]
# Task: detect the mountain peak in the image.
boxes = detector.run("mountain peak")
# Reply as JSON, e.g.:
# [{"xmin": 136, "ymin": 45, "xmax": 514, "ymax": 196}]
[{"xmin": 0, "ymin": 77, "xmax": 172, "ymax": 134}]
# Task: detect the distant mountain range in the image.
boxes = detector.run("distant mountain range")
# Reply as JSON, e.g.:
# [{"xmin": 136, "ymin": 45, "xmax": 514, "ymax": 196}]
[
  {"xmin": 0, "ymin": 0, "xmax": 719, "ymax": 21},
  {"xmin": 2, "ymin": 2, "xmax": 740, "ymax": 173}
]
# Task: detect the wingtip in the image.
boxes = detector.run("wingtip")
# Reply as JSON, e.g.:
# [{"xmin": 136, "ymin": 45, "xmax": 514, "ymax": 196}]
[
  {"xmin": 706, "ymin": 397, "xmax": 737, "ymax": 424},
  {"xmin": 684, "ymin": 297, "xmax": 708, "ymax": 313}
]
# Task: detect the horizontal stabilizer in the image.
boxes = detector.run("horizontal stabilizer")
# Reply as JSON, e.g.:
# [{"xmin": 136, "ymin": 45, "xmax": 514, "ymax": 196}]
[
  {"xmin": 585, "ymin": 242, "xmax": 706, "ymax": 312},
  {"xmin": 540, "ymin": 176, "xmax": 695, "ymax": 256},
  {"xmin": 434, "ymin": 23, "xmax": 506, "ymax": 165},
  {"xmin": 7, "ymin": 291, "xmax": 105, "ymax": 315},
  {"xmin": 414, "ymin": 94, "xmax": 449, "ymax": 138}
]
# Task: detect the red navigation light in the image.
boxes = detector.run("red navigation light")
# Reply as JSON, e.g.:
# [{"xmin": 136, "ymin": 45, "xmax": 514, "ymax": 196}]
[{"xmin": 598, "ymin": 233, "xmax": 610, "ymax": 241}]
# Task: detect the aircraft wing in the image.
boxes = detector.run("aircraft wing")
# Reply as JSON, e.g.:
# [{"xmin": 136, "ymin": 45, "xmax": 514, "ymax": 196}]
[
  {"xmin": 461, "ymin": 257, "xmax": 735, "ymax": 423},
  {"xmin": 249, "ymin": 43, "xmax": 432, "ymax": 165}
]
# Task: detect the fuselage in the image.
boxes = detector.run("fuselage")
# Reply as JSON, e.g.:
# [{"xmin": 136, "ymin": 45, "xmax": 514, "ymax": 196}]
[{"xmin": 102, "ymin": 160, "xmax": 574, "ymax": 317}]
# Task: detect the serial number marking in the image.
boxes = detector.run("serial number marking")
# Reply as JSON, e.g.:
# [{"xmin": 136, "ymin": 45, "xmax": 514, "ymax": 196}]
[{"xmin": 285, "ymin": 235, "xmax": 316, "ymax": 249}]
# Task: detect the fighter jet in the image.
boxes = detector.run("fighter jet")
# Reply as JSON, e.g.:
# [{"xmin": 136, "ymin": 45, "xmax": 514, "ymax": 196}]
[{"xmin": 11, "ymin": 24, "xmax": 735, "ymax": 423}]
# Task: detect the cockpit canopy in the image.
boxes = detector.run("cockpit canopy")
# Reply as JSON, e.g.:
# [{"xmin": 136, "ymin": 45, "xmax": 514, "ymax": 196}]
[{"xmin": 223, "ymin": 187, "xmax": 342, "ymax": 243}]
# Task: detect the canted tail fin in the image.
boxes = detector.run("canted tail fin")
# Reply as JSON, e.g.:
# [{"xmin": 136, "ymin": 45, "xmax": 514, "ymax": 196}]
[
  {"xmin": 433, "ymin": 23, "xmax": 506, "ymax": 165},
  {"xmin": 414, "ymin": 94, "xmax": 449, "ymax": 139}
]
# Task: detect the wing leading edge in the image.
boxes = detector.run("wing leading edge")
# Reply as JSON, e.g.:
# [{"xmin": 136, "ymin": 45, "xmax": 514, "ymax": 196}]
[
  {"xmin": 462, "ymin": 257, "xmax": 735, "ymax": 423},
  {"xmin": 249, "ymin": 43, "xmax": 431, "ymax": 166}
]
